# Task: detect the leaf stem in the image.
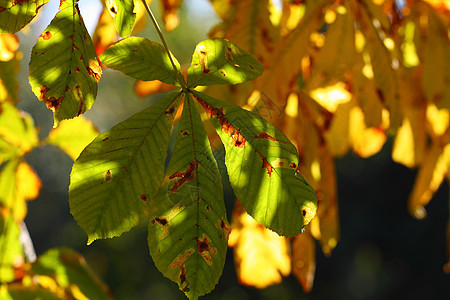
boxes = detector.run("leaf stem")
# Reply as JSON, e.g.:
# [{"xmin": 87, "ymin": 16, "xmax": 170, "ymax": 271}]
[{"xmin": 141, "ymin": 0, "xmax": 187, "ymax": 91}]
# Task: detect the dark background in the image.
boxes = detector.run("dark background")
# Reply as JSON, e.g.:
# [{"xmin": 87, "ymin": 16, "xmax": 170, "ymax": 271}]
[{"xmin": 15, "ymin": 1, "xmax": 450, "ymax": 299}]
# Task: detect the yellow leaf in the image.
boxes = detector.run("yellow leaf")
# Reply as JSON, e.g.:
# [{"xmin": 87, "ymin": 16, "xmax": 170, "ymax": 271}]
[
  {"xmin": 0, "ymin": 34, "xmax": 19, "ymax": 62},
  {"xmin": 392, "ymin": 118, "xmax": 416, "ymax": 168},
  {"xmin": 427, "ymin": 104, "xmax": 449, "ymax": 136},
  {"xmin": 292, "ymin": 231, "xmax": 315, "ymax": 292},
  {"xmin": 16, "ymin": 162, "xmax": 42, "ymax": 202},
  {"xmin": 47, "ymin": 117, "xmax": 99, "ymax": 161},
  {"xmin": 408, "ymin": 143, "xmax": 450, "ymax": 219},
  {"xmin": 349, "ymin": 106, "xmax": 386, "ymax": 158},
  {"xmin": 92, "ymin": 5, "xmax": 118, "ymax": 56},
  {"xmin": 131, "ymin": 0, "xmax": 152, "ymax": 35},
  {"xmin": 309, "ymin": 82, "xmax": 352, "ymax": 113},
  {"xmin": 324, "ymin": 101, "xmax": 353, "ymax": 157},
  {"xmin": 229, "ymin": 202, "xmax": 291, "ymax": 289}
]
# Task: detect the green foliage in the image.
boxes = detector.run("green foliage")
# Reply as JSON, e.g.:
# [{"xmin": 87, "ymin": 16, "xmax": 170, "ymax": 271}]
[
  {"xmin": 105, "ymin": 0, "xmax": 136, "ymax": 38},
  {"xmin": 0, "ymin": 0, "xmax": 49, "ymax": 34},
  {"xmin": 28, "ymin": 0, "xmax": 101, "ymax": 126}
]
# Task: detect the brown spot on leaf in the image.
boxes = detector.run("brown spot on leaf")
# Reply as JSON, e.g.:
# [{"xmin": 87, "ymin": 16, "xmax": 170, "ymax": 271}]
[
  {"xmin": 219, "ymin": 69, "xmax": 227, "ymax": 77},
  {"xmin": 194, "ymin": 95, "xmax": 247, "ymax": 149},
  {"xmin": 39, "ymin": 85, "xmax": 49, "ymax": 99},
  {"xmin": 194, "ymin": 234, "xmax": 217, "ymax": 265},
  {"xmin": 39, "ymin": 31, "xmax": 52, "ymax": 40},
  {"xmin": 152, "ymin": 217, "xmax": 168, "ymax": 226},
  {"xmin": 197, "ymin": 45, "xmax": 209, "ymax": 74},
  {"xmin": 205, "ymin": 205, "xmax": 211, "ymax": 211},
  {"xmin": 103, "ymin": 170, "xmax": 112, "ymax": 183},
  {"xmin": 289, "ymin": 162, "xmax": 297, "ymax": 169},
  {"xmin": 181, "ymin": 130, "xmax": 189, "ymax": 137},
  {"xmin": 122, "ymin": 166, "xmax": 128, "ymax": 171},
  {"xmin": 253, "ymin": 132, "xmax": 286, "ymax": 143},
  {"xmin": 248, "ymin": 64, "xmax": 254, "ymax": 70},
  {"xmin": 169, "ymin": 161, "xmax": 199, "ymax": 193},
  {"xmin": 256, "ymin": 151, "xmax": 272, "ymax": 177},
  {"xmin": 165, "ymin": 107, "xmax": 175, "ymax": 115},
  {"xmin": 102, "ymin": 136, "xmax": 111, "ymax": 141},
  {"xmin": 109, "ymin": 3, "xmax": 117, "ymax": 14},
  {"xmin": 75, "ymin": 67, "xmax": 80, "ymax": 73},
  {"xmin": 168, "ymin": 249, "xmax": 194, "ymax": 292},
  {"xmin": 140, "ymin": 194, "xmax": 147, "ymax": 201},
  {"xmin": 215, "ymin": 218, "xmax": 231, "ymax": 240},
  {"xmin": 225, "ymin": 46, "xmax": 233, "ymax": 61},
  {"xmin": 44, "ymin": 97, "xmax": 63, "ymax": 112},
  {"xmin": 376, "ymin": 88, "xmax": 385, "ymax": 103},
  {"xmin": 86, "ymin": 59, "xmax": 102, "ymax": 83}
]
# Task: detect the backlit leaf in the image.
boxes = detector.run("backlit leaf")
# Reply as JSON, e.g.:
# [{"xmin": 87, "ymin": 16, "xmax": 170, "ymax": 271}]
[
  {"xmin": 29, "ymin": 0, "xmax": 101, "ymax": 126},
  {"xmin": 16, "ymin": 161, "xmax": 41, "ymax": 202},
  {"xmin": 0, "ymin": 102, "xmax": 38, "ymax": 165},
  {"xmin": 47, "ymin": 116, "xmax": 99, "ymax": 161},
  {"xmin": 31, "ymin": 248, "xmax": 111, "ymax": 299},
  {"xmin": 105, "ymin": 0, "xmax": 136, "ymax": 38},
  {"xmin": 0, "ymin": 33, "xmax": 18, "ymax": 62},
  {"xmin": 187, "ymin": 39, "xmax": 263, "ymax": 88},
  {"xmin": 292, "ymin": 231, "xmax": 315, "ymax": 292},
  {"xmin": 192, "ymin": 91, "xmax": 317, "ymax": 236},
  {"xmin": 148, "ymin": 94, "xmax": 228, "ymax": 299},
  {"xmin": 69, "ymin": 91, "xmax": 182, "ymax": 244},
  {"xmin": 0, "ymin": 46, "xmax": 20, "ymax": 104},
  {"xmin": 161, "ymin": 0, "xmax": 183, "ymax": 31},
  {"xmin": 92, "ymin": 4, "xmax": 118, "ymax": 56},
  {"xmin": 0, "ymin": 0, "xmax": 49, "ymax": 33},
  {"xmin": 0, "ymin": 208, "xmax": 23, "ymax": 283},
  {"xmin": 228, "ymin": 201, "xmax": 291, "ymax": 289},
  {"xmin": 100, "ymin": 37, "xmax": 181, "ymax": 86}
]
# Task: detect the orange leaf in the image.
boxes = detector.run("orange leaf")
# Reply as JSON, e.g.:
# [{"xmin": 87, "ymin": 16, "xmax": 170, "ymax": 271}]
[
  {"xmin": 292, "ymin": 231, "xmax": 316, "ymax": 292},
  {"xmin": 0, "ymin": 34, "xmax": 19, "ymax": 62},
  {"xmin": 92, "ymin": 5, "xmax": 118, "ymax": 57}
]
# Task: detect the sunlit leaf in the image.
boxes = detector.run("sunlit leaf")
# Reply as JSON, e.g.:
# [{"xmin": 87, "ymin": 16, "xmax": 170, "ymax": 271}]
[
  {"xmin": 408, "ymin": 143, "xmax": 450, "ymax": 219},
  {"xmin": 69, "ymin": 91, "xmax": 182, "ymax": 244},
  {"xmin": 100, "ymin": 37, "xmax": 181, "ymax": 86},
  {"xmin": 323, "ymin": 101, "xmax": 353, "ymax": 157},
  {"xmin": 309, "ymin": 82, "xmax": 352, "ymax": 113},
  {"xmin": 29, "ymin": 0, "xmax": 101, "ymax": 126},
  {"xmin": 148, "ymin": 94, "xmax": 228, "ymax": 299},
  {"xmin": 218, "ymin": 0, "xmax": 278, "ymax": 68},
  {"xmin": 228, "ymin": 201, "xmax": 291, "ymax": 289},
  {"xmin": 105, "ymin": 0, "xmax": 136, "ymax": 38},
  {"xmin": 92, "ymin": 4, "xmax": 118, "ymax": 56},
  {"xmin": 349, "ymin": 106, "xmax": 386, "ymax": 158},
  {"xmin": 187, "ymin": 39, "xmax": 263, "ymax": 88},
  {"xmin": 292, "ymin": 231, "xmax": 315, "ymax": 292},
  {"xmin": 0, "ymin": 102, "xmax": 38, "ymax": 165},
  {"xmin": 0, "ymin": 208, "xmax": 23, "ymax": 283},
  {"xmin": 161, "ymin": 0, "xmax": 183, "ymax": 31},
  {"xmin": 0, "ymin": 50, "xmax": 20, "ymax": 104},
  {"xmin": 192, "ymin": 91, "xmax": 317, "ymax": 236},
  {"xmin": 257, "ymin": 1, "xmax": 325, "ymax": 105},
  {"xmin": 47, "ymin": 116, "xmax": 98, "ymax": 161},
  {"xmin": 31, "ymin": 248, "xmax": 112, "ymax": 299},
  {"xmin": 16, "ymin": 161, "xmax": 41, "ymax": 202},
  {"xmin": 0, "ymin": 33, "xmax": 18, "ymax": 62},
  {"xmin": 0, "ymin": 0, "xmax": 49, "ymax": 33}
]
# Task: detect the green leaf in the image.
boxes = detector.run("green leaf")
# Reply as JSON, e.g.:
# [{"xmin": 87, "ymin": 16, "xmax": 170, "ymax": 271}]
[
  {"xmin": 69, "ymin": 91, "xmax": 182, "ymax": 244},
  {"xmin": 148, "ymin": 94, "xmax": 229, "ymax": 299},
  {"xmin": 99, "ymin": 37, "xmax": 180, "ymax": 86},
  {"xmin": 31, "ymin": 248, "xmax": 111, "ymax": 299},
  {"xmin": 0, "ymin": 208, "xmax": 23, "ymax": 283},
  {"xmin": 187, "ymin": 38, "xmax": 263, "ymax": 88},
  {"xmin": 0, "ymin": 102, "xmax": 38, "ymax": 165},
  {"xmin": 47, "ymin": 116, "xmax": 99, "ymax": 161},
  {"xmin": 105, "ymin": 0, "xmax": 136, "ymax": 38},
  {"xmin": 192, "ymin": 91, "xmax": 317, "ymax": 237},
  {"xmin": 0, "ymin": 0, "xmax": 49, "ymax": 33},
  {"xmin": 28, "ymin": 0, "xmax": 101, "ymax": 127}
]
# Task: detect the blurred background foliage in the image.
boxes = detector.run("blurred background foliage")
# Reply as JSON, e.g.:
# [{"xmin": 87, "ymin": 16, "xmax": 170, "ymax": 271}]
[{"xmin": 0, "ymin": 0, "xmax": 449, "ymax": 299}]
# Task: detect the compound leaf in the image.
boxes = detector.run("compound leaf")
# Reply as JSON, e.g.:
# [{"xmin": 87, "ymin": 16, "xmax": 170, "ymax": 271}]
[
  {"xmin": 69, "ymin": 91, "xmax": 182, "ymax": 244},
  {"xmin": 187, "ymin": 39, "xmax": 263, "ymax": 88},
  {"xmin": 29, "ymin": 0, "xmax": 101, "ymax": 126},
  {"xmin": 192, "ymin": 91, "xmax": 317, "ymax": 236},
  {"xmin": 148, "ymin": 94, "xmax": 229, "ymax": 299},
  {"xmin": 0, "ymin": 0, "xmax": 49, "ymax": 33},
  {"xmin": 99, "ymin": 37, "xmax": 180, "ymax": 86}
]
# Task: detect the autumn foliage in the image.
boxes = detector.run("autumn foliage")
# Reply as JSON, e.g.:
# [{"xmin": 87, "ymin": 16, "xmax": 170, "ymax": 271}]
[{"xmin": 0, "ymin": 0, "xmax": 449, "ymax": 299}]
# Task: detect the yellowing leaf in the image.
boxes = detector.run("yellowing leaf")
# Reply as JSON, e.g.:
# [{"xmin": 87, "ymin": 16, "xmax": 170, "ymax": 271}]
[
  {"xmin": 392, "ymin": 118, "xmax": 416, "ymax": 168},
  {"xmin": 292, "ymin": 231, "xmax": 315, "ymax": 292},
  {"xmin": 47, "ymin": 117, "xmax": 99, "ymax": 161},
  {"xmin": 427, "ymin": 104, "xmax": 449, "ymax": 136},
  {"xmin": 408, "ymin": 143, "xmax": 450, "ymax": 219},
  {"xmin": 349, "ymin": 106, "xmax": 386, "ymax": 158},
  {"xmin": 16, "ymin": 161, "xmax": 42, "ymax": 202},
  {"xmin": 309, "ymin": 82, "xmax": 352, "ymax": 113},
  {"xmin": 229, "ymin": 202, "xmax": 291, "ymax": 289},
  {"xmin": 0, "ymin": 34, "xmax": 18, "ymax": 62},
  {"xmin": 92, "ymin": 5, "xmax": 118, "ymax": 56}
]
